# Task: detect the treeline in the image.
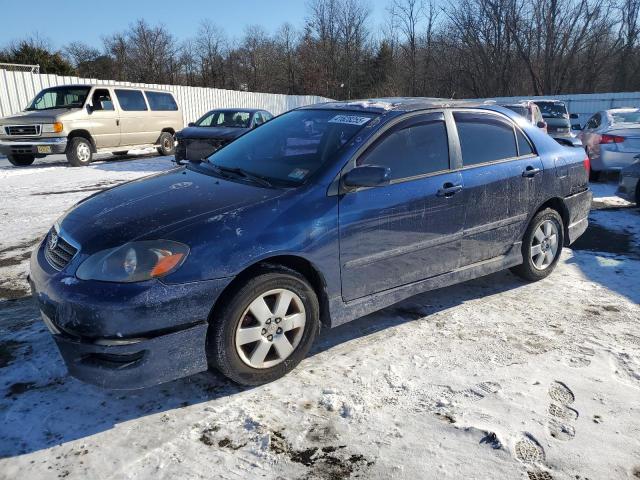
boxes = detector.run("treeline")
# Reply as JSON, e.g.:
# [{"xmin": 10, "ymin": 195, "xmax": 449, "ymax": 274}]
[{"xmin": 2, "ymin": 0, "xmax": 639, "ymax": 99}]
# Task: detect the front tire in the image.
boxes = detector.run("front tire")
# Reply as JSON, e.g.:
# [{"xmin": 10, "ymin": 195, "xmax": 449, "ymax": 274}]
[
  {"xmin": 511, "ymin": 208, "xmax": 564, "ymax": 282},
  {"xmin": 7, "ymin": 154, "xmax": 35, "ymax": 166},
  {"xmin": 156, "ymin": 132, "xmax": 175, "ymax": 156},
  {"xmin": 207, "ymin": 266, "xmax": 320, "ymax": 385},
  {"xmin": 66, "ymin": 137, "xmax": 93, "ymax": 167}
]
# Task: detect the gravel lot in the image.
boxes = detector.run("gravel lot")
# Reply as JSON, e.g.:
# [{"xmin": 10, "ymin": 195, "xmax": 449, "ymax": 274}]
[{"xmin": 0, "ymin": 155, "xmax": 639, "ymax": 479}]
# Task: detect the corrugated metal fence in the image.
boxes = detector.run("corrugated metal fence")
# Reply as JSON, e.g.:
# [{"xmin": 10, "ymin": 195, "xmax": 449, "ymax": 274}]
[
  {"xmin": 0, "ymin": 69, "xmax": 331, "ymax": 125},
  {"xmin": 476, "ymin": 92, "xmax": 640, "ymax": 125}
]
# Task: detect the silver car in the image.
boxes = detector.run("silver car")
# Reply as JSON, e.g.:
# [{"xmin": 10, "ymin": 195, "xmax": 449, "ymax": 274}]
[
  {"xmin": 617, "ymin": 155, "xmax": 640, "ymax": 203},
  {"xmin": 578, "ymin": 108, "xmax": 640, "ymax": 179}
]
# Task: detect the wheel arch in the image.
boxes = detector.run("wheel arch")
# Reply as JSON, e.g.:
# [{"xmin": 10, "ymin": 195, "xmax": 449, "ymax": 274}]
[
  {"xmin": 67, "ymin": 129, "xmax": 96, "ymax": 152},
  {"xmin": 208, "ymin": 254, "xmax": 331, "ymax": 329},
  {"xmin": 156, "ymin": 128, "xmax": 176, "ymax": 143},
  {"xmin": 532, "ymin": 197, "xmax": 570, "ymax": 245}
]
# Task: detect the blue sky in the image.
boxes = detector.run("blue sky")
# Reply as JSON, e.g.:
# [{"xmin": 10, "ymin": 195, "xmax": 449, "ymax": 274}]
[{"xmin": 1, "ymin": 0, "xmax": 390, "ymax": 49}]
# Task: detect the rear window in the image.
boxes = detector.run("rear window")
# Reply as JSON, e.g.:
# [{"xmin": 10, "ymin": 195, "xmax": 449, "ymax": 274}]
[
  {"xmin": 114, "ymin": 89, "xmax": 148, "ymax": 111},
  {"xmin": 610, "ymin": 110, "xmax": 640, "ymax": 124},
  {"xmin": 454, "ymin": 112, "xmax": 518, "ymax": 165},
  {"xmin": 145, "ymin": 91, "xmax": 178, "ymax": 111},
  {"xmin": 535, "ymin": 102, "xmax": 568, "ymax": 119}
]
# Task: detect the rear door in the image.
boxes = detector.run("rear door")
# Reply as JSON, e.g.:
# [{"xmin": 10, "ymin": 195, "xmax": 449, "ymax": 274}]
[
  {"xmin": 453, "ymin": 110, "xmax": 543, "ymax": 265},
  {"xmin": 338, "ymin": 112, "xmax": 465, "ymax": 301},
  {"xmin": 113, "ymin": 89, "xmax": 155, "ymax": 145}
]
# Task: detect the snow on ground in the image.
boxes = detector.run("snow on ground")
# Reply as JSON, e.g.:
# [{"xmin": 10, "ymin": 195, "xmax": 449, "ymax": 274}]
[{"xmin": 0, "ymin": 162, "xmax": 639, "ymax": 480}]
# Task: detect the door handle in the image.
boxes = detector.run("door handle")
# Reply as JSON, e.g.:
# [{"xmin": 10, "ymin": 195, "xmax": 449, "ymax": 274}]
[
  {"xmin": 437, "ymin": 182, "xmax": 463, "ymax": 197},
  {"xmin": 116, "ymin": 119, "xmax": 120, "ymax": 126},
  {"xmin": 522, "ymin": 166, "xmax": 541, "ymax": 177}
]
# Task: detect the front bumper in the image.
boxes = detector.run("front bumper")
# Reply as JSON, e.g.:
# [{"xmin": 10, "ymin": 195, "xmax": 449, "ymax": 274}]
[
  {"xmin": 29, "ymin": 240, "xmax": 232, "ymax": 389},
  {"xmin": 564, "ymin": 188, "xmax": 592, "ymax": 245},
  {"xmin": 0, "ymin": 137, "xmax": 67, "ymax": 156}
]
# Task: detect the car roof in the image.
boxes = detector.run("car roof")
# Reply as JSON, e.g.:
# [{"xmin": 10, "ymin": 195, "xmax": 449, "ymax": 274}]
[
  {"xmin": 43, "ymin": 84, "xmax": 174, "ymax": 93},
  {"xmin": 301, "ymin": 97, "xmax": 486, "ymax": 113}
]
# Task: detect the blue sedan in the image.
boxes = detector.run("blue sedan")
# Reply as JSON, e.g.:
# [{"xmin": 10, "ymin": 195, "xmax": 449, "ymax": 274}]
[{"xmin": 29, "ymin": 98, "xmax": 592, "ymax": 388}]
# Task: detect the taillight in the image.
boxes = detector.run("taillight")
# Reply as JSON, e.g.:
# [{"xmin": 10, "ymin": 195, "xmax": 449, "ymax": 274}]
[
  {"xmin": 583, "ymin": 156, "xmax": 590, "ymax": 174},
  {"xmin": 599, "ymin": 134, "xmax": 625, "ymax": 144}
]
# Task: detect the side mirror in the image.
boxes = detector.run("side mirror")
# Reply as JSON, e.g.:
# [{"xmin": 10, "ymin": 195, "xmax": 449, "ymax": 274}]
[
  {"xmin": 188, "ymin": 122, "xmax": 196, "ymax": 127},
  {"xmin": 571, "ymin": 124, "xmax": 582, "ymax": 131},
  {"xmin": 536, "ymin": 121, "xmax": 547, "ymax": 129},
  {"xmin": 569, "ymin": 113, "xmax": 579, "ymax": 119},
  {"xmin": 343, "ymin": 165, "xmax": 391, "ymax": 188},
  {"xmin": 86, "ymin": 104, "xmax": 94, "ymax": 114}
]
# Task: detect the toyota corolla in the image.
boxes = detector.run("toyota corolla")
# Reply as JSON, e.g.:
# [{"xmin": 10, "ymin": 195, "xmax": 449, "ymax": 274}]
[{"xmin": 29, "ymin": 98, "xmax": 592, "ymax": 388}]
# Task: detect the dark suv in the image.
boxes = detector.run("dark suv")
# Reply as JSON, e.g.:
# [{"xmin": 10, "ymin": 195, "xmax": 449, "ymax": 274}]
[{"xmin": 29, "ymin": 98, "xmax": 592, "ymax": 389}]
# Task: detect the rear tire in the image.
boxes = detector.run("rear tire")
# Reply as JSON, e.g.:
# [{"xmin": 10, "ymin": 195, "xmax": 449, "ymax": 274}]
[
  {"xmin": 156, "ymin": 132, "xmax": 175, "ymax": 156},
  {"xmin": 207, "ymin": 266, "xmax": 320, "ymax": 386},
  {"xmin": 66, "ymin": 137, "xmax": 93, "ymax": 167},
  {"xmin": 7, "ymin": 154, "xmax": 35, "ymax": 166},
  {"xmin": 510, "ymin": 208, "xmax": 564, "ymax": 282}
]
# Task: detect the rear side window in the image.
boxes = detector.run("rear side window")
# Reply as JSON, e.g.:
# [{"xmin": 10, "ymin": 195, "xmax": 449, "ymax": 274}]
[
  {"xmin": 145, "ymin": 91, "xmax": 178, "ymax": 111},
  {"xmin": 359, "ymin": 117, "xmax": 449, "ymax": 180},
  {"xmin": 115, "ymin": 89, "xmax": 148, "ymax": 111},
  {"xmin": 516, "ymin": 129, "xmax": 534, "ymax": 156},
  {"xmin": 454, "ymin": 112, "xmax": 517, "ymax": 165}
]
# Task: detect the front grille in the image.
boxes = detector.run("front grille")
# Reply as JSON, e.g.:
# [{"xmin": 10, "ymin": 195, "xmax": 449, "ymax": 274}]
[
  {"xmin": 44, "ymin": 229, "xmax": 78, "ymax": 271},
  {"xmin": 5, "ymin": 125, "xmax": 40, "ymax": 136},
  {"xmin": 185, "ymin": 138, "xmax": 230, "ymax": 161}
]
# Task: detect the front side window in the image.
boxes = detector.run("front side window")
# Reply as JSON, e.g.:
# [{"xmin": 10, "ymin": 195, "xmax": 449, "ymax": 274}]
[
  {"xmin": 358, "ymin": 118, "xmax": 449, "ymax": 180},
  {"xmin": 27, "ymin": 86, "xmax": 91, "ymax": 111},
  {"xmin": 454, "ymin": 111, "xmax": 518, "ymax": 166},
  {"xmin": 199, "ymin": 109, "xmax": 378, "ymax": 186},
  {"xmin": 114, "ymin": 89, "xmax": 148, "ymax": 111},
  {"xmin": 145, "ymin": 91, "xmax": 178, "ymax": 111},
  {"xmin": 585, "ymin": 113, "xmax": 601, "ymax": 129},
  {"xmin": 91, "ymin": 89, "xmax": 114, "ymax": 111}
]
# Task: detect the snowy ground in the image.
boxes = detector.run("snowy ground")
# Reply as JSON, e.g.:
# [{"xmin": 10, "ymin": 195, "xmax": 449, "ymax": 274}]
[{"xmin": 0, "ymin": 157, "xmax": 639, "ymax": 480}]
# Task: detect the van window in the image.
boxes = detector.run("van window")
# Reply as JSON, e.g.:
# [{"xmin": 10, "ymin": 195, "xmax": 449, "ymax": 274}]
[
  {"xmin": 359, "ymin": 118, "xmax": 449, "ymax": 180},
  {"xmin": 145, "ymin": 91, "xmax": 178, "ymax": 111},
  {"xmin": 115, "ymin": 90, "xmax": 148, "ymax": 111},
  {"xmin": 454, "ymin": 112, "xmax": 517, "ymax": 165}
]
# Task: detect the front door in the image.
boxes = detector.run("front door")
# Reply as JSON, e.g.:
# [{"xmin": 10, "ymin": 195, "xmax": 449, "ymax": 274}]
[
  {"xmin": 338, "ymin": 113, "xmax": 465, "ymax": 302},
  {"xmin": 87, "ymin": 88, "xmax": 120, "ymax": 148}
]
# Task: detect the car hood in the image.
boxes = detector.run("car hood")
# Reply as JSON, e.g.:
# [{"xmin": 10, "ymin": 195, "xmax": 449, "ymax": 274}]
[
  {"xmin": 58, "ymin": 167, "xmax": 283, "ymax": 254},
  {"xmin": 0, "ymin": 108, "xmax": 77, "ymax": 124},
  {"xmin": 178, "ymin": 126, "xmax": 247, "ymax": 140}
]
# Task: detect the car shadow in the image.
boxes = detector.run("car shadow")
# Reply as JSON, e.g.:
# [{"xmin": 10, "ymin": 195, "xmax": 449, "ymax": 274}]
[{"xmin": 0, "ymin": 268, "xmax": 528, "ymax": 458}]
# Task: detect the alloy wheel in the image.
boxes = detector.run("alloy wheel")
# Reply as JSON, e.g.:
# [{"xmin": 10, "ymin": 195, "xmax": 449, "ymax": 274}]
[
  {"xmin": 531, "ymin": 219, "xmax": 559, "ymax": 270},
  {"xmin": 235, "ymin": 288, "xmax": 306, "ymax": 369},
  {"xmin": 77, "ymin": 142, "xmax": 91, "ymax": 163}
]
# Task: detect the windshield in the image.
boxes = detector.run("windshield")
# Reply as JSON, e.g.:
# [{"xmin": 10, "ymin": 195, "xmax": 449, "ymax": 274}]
[
  {"xmin": 611, "ymin": 110, "xmax": 640, "ymax": 125},
  {"xmin": 26, "ymin": 86, "xmax": 91, "ymax": 111},
  {"xmin": 196, "ymin": 110, "xmax": 253, "ymax": 128},
  {"xmin": 503, "ymin": 105, "xmax": 529, "ymax": 118},
  {"xmin": 200, "ymin": 109, "xmax": 378, "ymax": 186},
  {"xmin": 535, "ymin": 102, "xmax": 568, "ymax": 119}
]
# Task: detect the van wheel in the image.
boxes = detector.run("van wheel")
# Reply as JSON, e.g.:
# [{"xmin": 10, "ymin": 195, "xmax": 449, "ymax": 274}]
[
  {"xmin": 7, "ymin": 154, "xmax": 35, "ymax": 166},
  {"xmin": 207, "ymin": 266, "xmax": 320, "ymax": 385},
  {"xmin": 511, "ymin": 208, "xmax": 564, "ymax": 282},
  {"xmin": 66, "ymin": 137, "xmax": 93, "ymax": 167},
  {"xmin": 156, "ymin": 132, "xmax": 175, "ymax": 156}
]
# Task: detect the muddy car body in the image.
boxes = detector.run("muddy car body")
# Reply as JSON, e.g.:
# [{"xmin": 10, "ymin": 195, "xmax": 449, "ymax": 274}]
[{"xmin": 29, "ymin": 98, "xmax": 592, "ymax": 389}]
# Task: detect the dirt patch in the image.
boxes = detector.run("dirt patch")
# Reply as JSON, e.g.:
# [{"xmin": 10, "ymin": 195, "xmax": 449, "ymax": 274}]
[
  {"xmin": 0, "ymin": 285, "xmax": 30, "ymax": 300},
  {"xmin": 571, "ymin": 223, "xmax": 637, "ymax": 258},
  {"xmin": 0, "ymin": 238, "xmax": 41, "ymax": 257},
  {"xmin": 5, "ymin": 381, "xmax": 37, "ymax": 398},
  {"xmin": 0, "ymin": 251, "xmax": 32, "ymax": 268}
]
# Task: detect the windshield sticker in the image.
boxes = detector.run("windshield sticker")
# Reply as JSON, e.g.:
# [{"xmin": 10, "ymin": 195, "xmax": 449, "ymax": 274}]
[
  {"xmin": 288, "ymin": 168, "xmax": 309, "ymax": 180},
  {"xmin": 328, "ymin": 115, "xmax": 372, "ymax": 126}
]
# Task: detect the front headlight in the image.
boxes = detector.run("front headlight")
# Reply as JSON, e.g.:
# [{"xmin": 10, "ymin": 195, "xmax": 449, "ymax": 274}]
[
  {"xmin": 76, "ymin": 240, "xmax": 189, "ymax": 282},
  {"xmin": 42, "ymin": 122, "xmax": 64, "ymax": 133}
]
